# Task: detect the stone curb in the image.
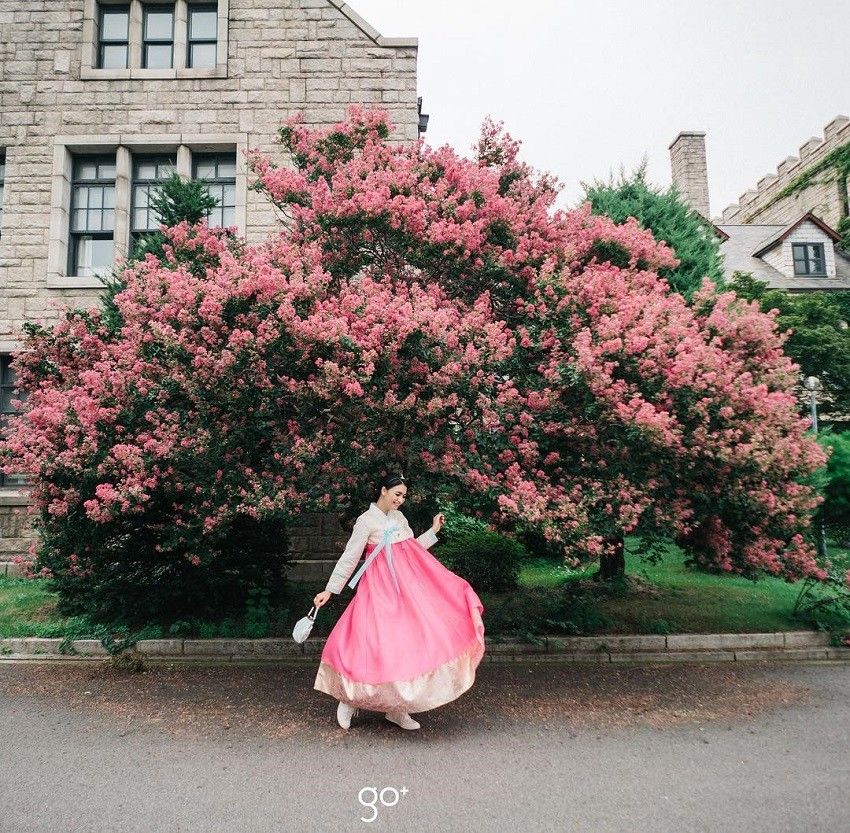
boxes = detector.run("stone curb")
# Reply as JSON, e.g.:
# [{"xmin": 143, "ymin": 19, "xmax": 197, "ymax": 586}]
[{"xmin": 1, "ymin": 631, "xmax": 848, "ymax": 665}]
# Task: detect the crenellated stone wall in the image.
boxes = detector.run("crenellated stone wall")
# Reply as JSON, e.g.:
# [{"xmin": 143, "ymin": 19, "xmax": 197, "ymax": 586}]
[{"xmin": 717, "ymin": 115, "xmax": 850, "ymax": 227}]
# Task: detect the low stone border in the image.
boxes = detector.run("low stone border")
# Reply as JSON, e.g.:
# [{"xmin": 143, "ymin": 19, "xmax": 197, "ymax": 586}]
[{"xmin": 1, "ymin": 631, "xmax": 848, "ymax": 664}]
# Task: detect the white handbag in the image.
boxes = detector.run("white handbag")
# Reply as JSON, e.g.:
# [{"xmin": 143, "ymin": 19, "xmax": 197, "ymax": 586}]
[{"xmin": 292, "ymin": 605, "xmax": 318, "ymax": 644}]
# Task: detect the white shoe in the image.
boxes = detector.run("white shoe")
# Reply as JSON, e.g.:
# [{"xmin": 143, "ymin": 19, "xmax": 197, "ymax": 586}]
[
  {"xmin": 385, "ymin": 711, "xmax": 420, "ymax": 730},
  {"xmin": 337, "ymin": 701, "xmax": 359, "ymax": 730}
]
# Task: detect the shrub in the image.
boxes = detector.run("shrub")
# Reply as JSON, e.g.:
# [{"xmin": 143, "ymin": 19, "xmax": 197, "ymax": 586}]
[
  {"xmin": 481, "ymin": 586, "xmax": 614, "ymax": 638},
  {"xmin": 439, "ymin": 502, "xmax": 491, "ymax": 541},
  {"xmin": 436, "ymin": 530, "xmax": 529, "ymax": 592}
]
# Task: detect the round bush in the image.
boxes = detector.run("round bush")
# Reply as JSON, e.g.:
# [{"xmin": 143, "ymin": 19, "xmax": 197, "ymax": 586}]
[{"xmin": 436, "ymin": 530, "xmax": 529, "ymax": 592}]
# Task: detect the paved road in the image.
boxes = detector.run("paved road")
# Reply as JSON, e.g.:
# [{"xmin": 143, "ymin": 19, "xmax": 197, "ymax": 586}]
[{"xmin": 1, "ymin": 658, "xmax": 848, "ymax": 833}]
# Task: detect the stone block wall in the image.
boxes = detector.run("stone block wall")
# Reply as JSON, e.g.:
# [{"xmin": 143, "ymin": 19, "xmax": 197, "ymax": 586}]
[
  {"xmin": 669, "ymin": 131, "xmax": 710, "ymax": 219},
  {"xmin": 0, "ymin": 0, "xmax": 419, "ymax": 338},
  {"xmin": 717, "ymin": 115, "xmax": 850, "ymax": 228},
  {"xmin": 0, "ymin": 494, "xmax": 34, "ymax": 564}
]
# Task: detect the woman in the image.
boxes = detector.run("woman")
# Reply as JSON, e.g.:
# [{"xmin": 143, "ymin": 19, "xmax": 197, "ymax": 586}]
[{"xmin": 312, "ymin": 473, "xmax": 486, "ymax": 731}]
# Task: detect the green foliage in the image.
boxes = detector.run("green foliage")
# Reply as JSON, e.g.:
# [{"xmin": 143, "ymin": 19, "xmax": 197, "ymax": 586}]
[
  {"xmin": 130, "ymin": 172, "xmax": 221, "ymax": 261},
  {"xmin": 439, "ymin": 502, "xmax": 491, "ymax": 540},
  {"xmin": 838, "ymin": 215, "xmax": 850, "ymax": 252},
  {"xmin": 38, "ymin": 511, "xmax": 291, "ymax": 630},
  {"xmin": 244, "ymin": 585, "xmax": 273, "ymax": 638},
  {"xmin": 645, "ymin": 618, "xmax": 676, "ymax": 634},
  {"xmin": 792, "ymin": 547, "xmax": 850, "ymax": 640},
  {"xmin": 435, "ymin": 529, "xmax": 529, "ymax": 592},
  {"xmin": 580, "ymin": 159, "xmax": 725, "ymax": 300},
  {"xmin": 814, "ymin": 429, "xmax": 850, "ymax": 539},
  {"xmin": 729, "ymin": 272, "xmax": 850, "ymax": 421},
  {"xmin": 481, "ymin": 586, "xmax": 614, "ymax": 640}
]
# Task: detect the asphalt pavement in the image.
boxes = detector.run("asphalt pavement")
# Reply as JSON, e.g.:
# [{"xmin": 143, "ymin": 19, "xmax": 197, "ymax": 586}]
[{"xmin": 1, "ymin": 659, "xmax": 848, "ymax": 833}]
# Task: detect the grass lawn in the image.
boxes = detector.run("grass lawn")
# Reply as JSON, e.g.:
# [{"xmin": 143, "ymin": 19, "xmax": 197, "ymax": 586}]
[
  {"xmin": 495, "ymin": 538, "xmax": 849, "ymax": 637},
  {"xmin": 0, "ymin": 576, "xmax": 69, "ymax": 638},
  {"xmin": 1, "ymin": 537, "xmax": 848, "ymax": 642}
]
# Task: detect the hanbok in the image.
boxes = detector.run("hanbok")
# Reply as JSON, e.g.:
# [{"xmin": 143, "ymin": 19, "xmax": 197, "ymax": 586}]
[{"xmin": 313, "ymin": 502, "xmax": 485, "ymax": 714}]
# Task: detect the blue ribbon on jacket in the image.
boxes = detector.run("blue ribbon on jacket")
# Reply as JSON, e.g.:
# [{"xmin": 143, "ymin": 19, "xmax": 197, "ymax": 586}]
[{"xmin": 347, "ymin": 523, "xmax": 402, "ymax": 595}]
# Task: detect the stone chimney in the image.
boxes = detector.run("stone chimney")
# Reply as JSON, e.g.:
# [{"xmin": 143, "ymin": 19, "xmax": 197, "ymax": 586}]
[{"xmin": 668, "ymin": 131, "xmax": 710, "ymax": 219}]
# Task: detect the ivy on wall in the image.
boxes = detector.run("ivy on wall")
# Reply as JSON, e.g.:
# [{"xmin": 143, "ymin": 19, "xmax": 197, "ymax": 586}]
[{"xmin": 745, "ymin": 139, "xmax": 850, "ymax": 246}]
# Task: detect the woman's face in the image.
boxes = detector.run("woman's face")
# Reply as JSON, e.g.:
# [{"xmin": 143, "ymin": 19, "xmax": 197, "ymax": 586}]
[{"xmin": 382, "ymin": 484, "xmax": 407, "ymax": 509}]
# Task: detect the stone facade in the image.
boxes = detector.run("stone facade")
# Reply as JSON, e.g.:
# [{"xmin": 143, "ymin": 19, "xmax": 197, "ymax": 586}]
[
  {"xmin": 0, "ymin": 495, "xmax": 36, "ymax": 574},
  {"xmin": 287, "ymin": 510, "xmax": 354, "ymax": 582},
  {"xmin": 0, "ymin": 1, "xmax": 420, "ymax": 578},
  {"xmin": 717, "ymin": 116, "xmax": 850, "ymax": 227},
  {"xmin": 0, "ymin": 0, "xmax": 418, "ymax": 335}
]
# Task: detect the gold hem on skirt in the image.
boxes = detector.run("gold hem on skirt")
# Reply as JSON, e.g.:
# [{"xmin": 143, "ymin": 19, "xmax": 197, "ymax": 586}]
[{"xmin": 313, "ymin": 634, "xmax": 485, "ymax": 714}]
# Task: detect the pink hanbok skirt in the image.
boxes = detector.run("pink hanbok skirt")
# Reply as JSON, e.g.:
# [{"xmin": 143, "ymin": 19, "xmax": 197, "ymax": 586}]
[{"xmin": 313, "ymin": 536, "xmax": 486, "ymax": 713}]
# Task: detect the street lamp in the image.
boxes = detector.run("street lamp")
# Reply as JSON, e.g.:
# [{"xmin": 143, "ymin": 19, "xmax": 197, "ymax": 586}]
[
  {"xmin": 803, "ymin": 375, "xmax": 821, "ymax": 432},
  {"xmin": 803, "ymin": 375, "xmax": 827, "ymax": 558}
]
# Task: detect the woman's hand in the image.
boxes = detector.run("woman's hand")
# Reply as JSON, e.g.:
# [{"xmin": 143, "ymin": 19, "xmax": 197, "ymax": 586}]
[
  {"xmin": 432, "ymin": 512, "xmax": 446, "ymax": 534},
  {"xmin": 314, "ymin": 590, "xmax": 332, "ymax": 609}
]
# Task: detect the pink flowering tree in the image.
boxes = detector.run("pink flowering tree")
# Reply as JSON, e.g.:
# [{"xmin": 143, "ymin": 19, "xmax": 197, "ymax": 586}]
[
  {"xmin": 2, "ymin": 222, "xmax": 513, "ymax": 623},
  {"xmin": 0, "ymin": 107, "xmax": 830, "ymax": 625},
  {"xmin": 247, "ymin": 106, "xmax": 829, "ymax": 582}
]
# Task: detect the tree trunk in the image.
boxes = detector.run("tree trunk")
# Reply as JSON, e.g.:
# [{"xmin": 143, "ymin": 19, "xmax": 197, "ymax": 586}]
[{"xmin": 594, "ymin": 531, "xmax": 626, "ymax": 581}]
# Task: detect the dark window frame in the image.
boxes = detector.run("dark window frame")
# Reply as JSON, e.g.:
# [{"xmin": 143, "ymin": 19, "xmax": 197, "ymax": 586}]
[
  {"xmin": 97, "ymin": 3, "xmax": 131, "ymax": 69},
  {"xmin": 192, "ymin": 151, "xmax": 236, "ymax": 228},
  {"xmin": 142, "ymin": 3, "xmax": 175, "ymax": 69},
  {"xmin": 0, "ymin": 354, "xmax": 28, "ymax": 488},
  {"xmin": 68, "ymin": 154, "xmax": 116, "ymax": 278},
  {"xmin": 187, "ymin": 3, "xmax": 218, "ymax": 68},
  {"xmin": 792, "ymin": 242, "xmax": 827, "ymax": 276}
]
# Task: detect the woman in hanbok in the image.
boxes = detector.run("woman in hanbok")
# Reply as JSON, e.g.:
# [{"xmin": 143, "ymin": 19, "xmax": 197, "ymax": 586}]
[{"xmin": 312, "ymin": 473, "xmax": 486, "ymax": 730}]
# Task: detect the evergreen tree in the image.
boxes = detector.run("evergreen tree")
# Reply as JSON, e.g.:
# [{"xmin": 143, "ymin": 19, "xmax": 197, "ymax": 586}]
[{"xmin": 580, "ymin": 159, "xmax": 725, "ymax": 300}]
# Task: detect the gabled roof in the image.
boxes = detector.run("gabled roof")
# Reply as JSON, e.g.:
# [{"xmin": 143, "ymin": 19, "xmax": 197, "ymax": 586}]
[
  {"xmin": 714, "ymin": 220, "xmax": 850, "ymax": 291},
  {"xmin": 326, "ymin": 1, "xmax": 418, "ymax": 48},
  {"xmin": 751, "ymin": 211, "xmax": 842, "ymax": 258}
]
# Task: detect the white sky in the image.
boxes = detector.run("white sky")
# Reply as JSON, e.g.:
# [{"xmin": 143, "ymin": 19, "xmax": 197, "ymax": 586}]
[{"xmin": 350, "ymin": 0, "xmax": 849, "ymax": 218}]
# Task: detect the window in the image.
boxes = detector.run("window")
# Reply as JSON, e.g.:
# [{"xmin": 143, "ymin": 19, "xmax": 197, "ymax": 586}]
[
  {"xmin": 142, "ymin": 4, "xmax": 175, "ymax": 69},
  {"xmin": 131, "ymin": 154, "xmax": 176, "ymax": 241},
  {"xmin": 0, "ymin": 355, "xmax": 28, "ymax": 488},
  {"xmin": 68, "ymin": 155, "xmax": 116, "ymax": 278},
  {"xmin": 49, "ymin": 138, "xmax": 246, "ymax": 286},
  {"xmin": 188, "ymin": 3, "xmax": 217, "ymax": 68},
  {"xmin": 0, "ymin": 152, "xmax": 5, "ymax": 238},
  {"xmin": 98, "ymin": 4, "xmax": 130, "ymax": 69},
  {"xmin": 82, "ymin": 1, "xmax": 227, "ymax": 79},
  {"xmin": 193, "ymin": 152, "xmax": 235, "ymax": 227},
  {"xmin": 792, "ymin": 242, "xmax": 826, "ymax": 276}
]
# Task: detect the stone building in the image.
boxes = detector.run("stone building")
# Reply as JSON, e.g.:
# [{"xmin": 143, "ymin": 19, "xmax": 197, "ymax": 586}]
[
  {"xmin": 0, "ymin": 1, "xmax": 423, "ymax": 579},
  {"xmin": 669, "ymin": 116, "xmax": 850, "ymax": 290}
]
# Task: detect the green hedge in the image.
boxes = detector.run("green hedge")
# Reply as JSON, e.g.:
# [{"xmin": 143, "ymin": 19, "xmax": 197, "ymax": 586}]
[{"xmin": 436, "ymin": 529, "xmax": 529, "ymax": 592}]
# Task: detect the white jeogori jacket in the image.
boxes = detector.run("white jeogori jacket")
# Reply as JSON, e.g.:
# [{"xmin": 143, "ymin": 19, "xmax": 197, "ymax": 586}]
[{"xmin": 324, "ymin": 501, "xmax": 440, "ymax": 594}]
